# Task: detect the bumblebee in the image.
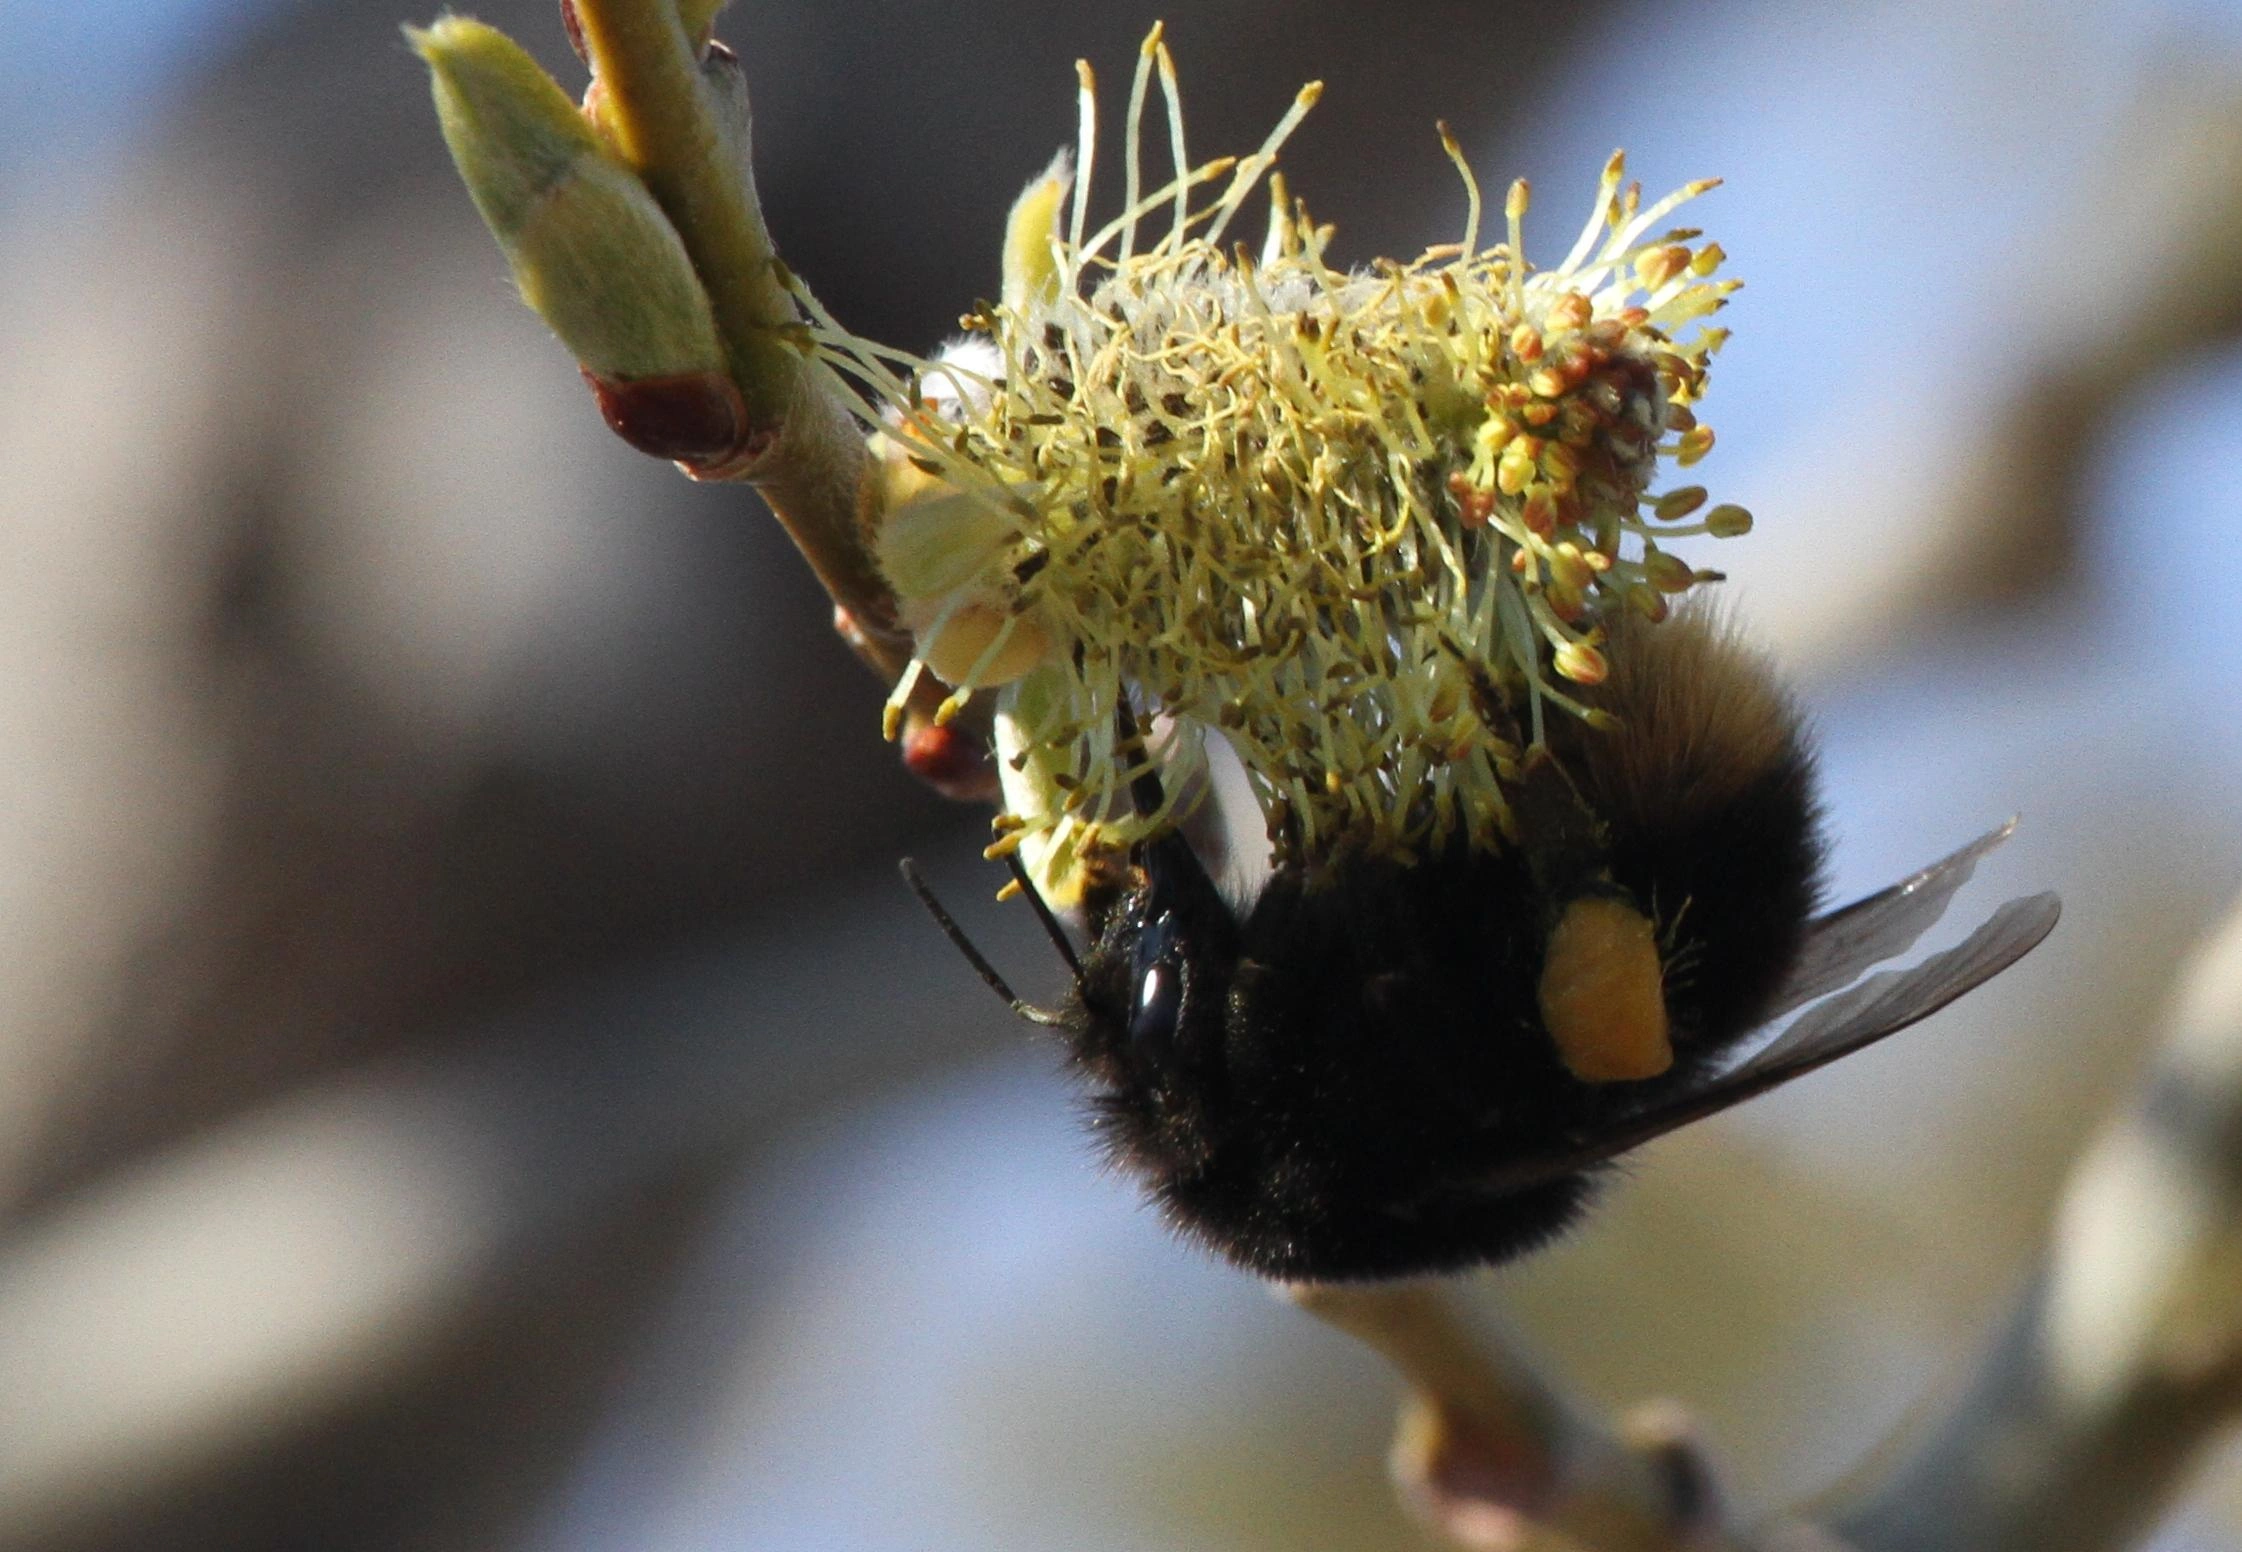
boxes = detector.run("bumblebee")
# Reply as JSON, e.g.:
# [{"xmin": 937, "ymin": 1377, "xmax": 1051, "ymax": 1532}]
[{"xmin": 909, "ymin": 611, "xmax": 2058, "ymax": 1281}]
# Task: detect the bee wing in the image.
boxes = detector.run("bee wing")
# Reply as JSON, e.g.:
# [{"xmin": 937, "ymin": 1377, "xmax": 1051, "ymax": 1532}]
[
  {"xmin": 1475, "ymin": 890, "xmax": 2062, "ymax": 1193},
  {"xmin": 1713, "ymin": 889, "xmax": 2060, "ymax": 1088},
  {"xmin": 1761, "ymin": 819, "xmax": 2019, "ymax": 1023}
]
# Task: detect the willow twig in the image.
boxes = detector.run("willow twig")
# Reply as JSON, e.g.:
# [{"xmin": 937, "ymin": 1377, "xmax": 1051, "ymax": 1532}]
[
  {"xmin": 568, "ymin": 0, "xmax": 907, "ymax": 678},
  {"xmin": 1287, "ymin": 1280, "xmax": 1807, "ymax": 1552}
]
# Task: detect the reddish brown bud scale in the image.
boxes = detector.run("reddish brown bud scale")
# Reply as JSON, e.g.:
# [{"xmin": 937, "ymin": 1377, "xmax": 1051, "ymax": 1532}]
[
  {"xmin": 558, "ymin": 0, "xmax": 588, "ymax": 64},
  {"xmin": 902, "ymin": 716, "xmax": 1000, "ymax": 803},
  {"xmin": 685, "ymin": 426, "xmax": 781, "ymax": 481},
  {"xmin": 581, "ymin": 366, "xmax": 757, "ymax": 468}
]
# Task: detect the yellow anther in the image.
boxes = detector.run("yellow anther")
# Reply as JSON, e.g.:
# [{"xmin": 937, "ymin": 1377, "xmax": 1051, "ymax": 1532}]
[{"xmin": 1553, "ymin": 639, "xmax": 1608, "ymax": 685}]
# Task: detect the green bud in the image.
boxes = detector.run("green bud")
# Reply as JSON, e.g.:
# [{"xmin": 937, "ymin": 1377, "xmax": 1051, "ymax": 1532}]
[{"xmin": 410, "ymin": 17, "xmax": 724, "ymax": 383}]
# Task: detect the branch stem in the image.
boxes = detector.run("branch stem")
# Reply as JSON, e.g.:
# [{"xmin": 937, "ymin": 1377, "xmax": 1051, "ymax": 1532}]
[
  {"xmin": 571, "ymin": 0, "xmax": 908, "ymax": 676},
  {"xmin": 1288, "ymin": 1281, "xmax": 1790, "ymax": 1552}
]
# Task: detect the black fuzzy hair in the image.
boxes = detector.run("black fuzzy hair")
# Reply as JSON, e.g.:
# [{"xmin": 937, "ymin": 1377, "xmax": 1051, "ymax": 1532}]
[{"xmin": 1059, "ymin": 610, "xmax": 1824, "ymax": 1281}]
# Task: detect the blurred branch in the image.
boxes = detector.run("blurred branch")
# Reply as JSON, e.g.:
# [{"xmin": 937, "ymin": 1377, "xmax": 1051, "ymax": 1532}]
[
  {"xmin": 1825, "ymin": 891, "xmax": 2242, "ymax": 1551},
  {"xmin": 0, "ymin": 856, "xmax": 1028, "ymax": 1549},
  {"xmin": 1287, "ymin": 1281, "xmax": 1809, "ymax": 1552},
  {"xmin": 1930, "ymin": 60, "xmax": 2242, "ymax": 611}
]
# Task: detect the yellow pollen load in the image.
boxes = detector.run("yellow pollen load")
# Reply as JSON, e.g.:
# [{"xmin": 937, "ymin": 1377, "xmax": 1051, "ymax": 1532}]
[
  {"xmin": 801, "ymin": 31, "xmax": 1753, "ymax": 893},
  {"xmin": 1537, "ymin": 894, "xmax": 1674, "ymax": 1083}
]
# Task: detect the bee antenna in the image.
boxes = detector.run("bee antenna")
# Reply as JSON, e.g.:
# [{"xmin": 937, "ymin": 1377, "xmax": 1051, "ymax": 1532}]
[
  {"xmin": 1004, "ymin": 854, "xmax": 1084, "ymax": 981},
  {"xmin": 899, "ymin": 859, "xmax": 1069, "ymax": 1028}
]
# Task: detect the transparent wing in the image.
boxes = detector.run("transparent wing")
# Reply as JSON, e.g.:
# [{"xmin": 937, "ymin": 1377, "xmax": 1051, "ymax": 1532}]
[
  {"xmin": 1474, "ymin": 891, "xmax": 2062, "ymax": 1194},
  {"xmin": 1761, "ymin": 819, "xmax": 2019, "ymax": 1022},
  {"xmin": 1720, "ymin": 890, "xmax": 2059, "ymax": 1084}
]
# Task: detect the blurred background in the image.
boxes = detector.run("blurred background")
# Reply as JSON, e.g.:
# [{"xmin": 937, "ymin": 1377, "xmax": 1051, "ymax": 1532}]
[{"xmin": 6, "ymin": 0, "xmax": 2242, "ymax": 1547}]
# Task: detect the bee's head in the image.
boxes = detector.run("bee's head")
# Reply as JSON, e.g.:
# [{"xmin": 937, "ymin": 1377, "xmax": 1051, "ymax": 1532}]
[{"xmin": 1066, "ymin": 812, "xmax": 1245, "ymax": 1165}]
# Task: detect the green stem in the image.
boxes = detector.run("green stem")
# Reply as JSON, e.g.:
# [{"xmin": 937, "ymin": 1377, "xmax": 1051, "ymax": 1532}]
[{"xmin": 571, "ymin": 0, "xmax": 907, "ymax": 673}]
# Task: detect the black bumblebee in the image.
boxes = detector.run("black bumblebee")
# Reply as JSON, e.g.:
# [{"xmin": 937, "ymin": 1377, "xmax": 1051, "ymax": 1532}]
[{"xmin": 908, "ymin": 612, "xmax": 2059, "ymax": 1282}]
